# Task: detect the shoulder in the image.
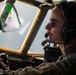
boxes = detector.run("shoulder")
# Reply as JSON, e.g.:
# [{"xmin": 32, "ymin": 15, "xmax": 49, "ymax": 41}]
[{"xmin": 35, "ymin": 60, "xmax": 68, "ymax": 75}]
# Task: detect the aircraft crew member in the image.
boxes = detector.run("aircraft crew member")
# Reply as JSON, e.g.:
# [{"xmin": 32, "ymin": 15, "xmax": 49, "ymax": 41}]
[{"xmin": 1, "ymin": 1, "xmax": 76, "ymax": 75}]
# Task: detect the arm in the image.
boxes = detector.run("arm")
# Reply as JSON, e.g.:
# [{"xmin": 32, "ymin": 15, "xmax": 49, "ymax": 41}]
[{"xmin": 5, "ymin": 61, "xmax": 68, "ymax": 75}]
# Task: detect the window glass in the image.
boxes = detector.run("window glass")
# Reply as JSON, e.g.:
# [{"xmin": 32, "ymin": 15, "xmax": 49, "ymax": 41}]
[
  {"xmin": 29, "ymin": 10, "xmax": 52, "ymax": 54},
  {"xmin": 0, "ymin": 1, "xmax": 38, "ymax": 50}
]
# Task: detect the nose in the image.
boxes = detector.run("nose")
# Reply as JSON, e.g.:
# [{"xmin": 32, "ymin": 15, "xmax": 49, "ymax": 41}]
[{"xmin": 45, "ymin": 23, "xmax": 51, "ymax": 30}]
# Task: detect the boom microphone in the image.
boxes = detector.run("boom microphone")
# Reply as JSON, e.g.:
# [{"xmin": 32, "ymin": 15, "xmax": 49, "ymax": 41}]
[
  {"xmin": 45, "ymin": 33, "xmax": 49, "ymax": 39},
  {"xmin": 42, "ymin": 33, "xmax": 50, "ymax": 46}
]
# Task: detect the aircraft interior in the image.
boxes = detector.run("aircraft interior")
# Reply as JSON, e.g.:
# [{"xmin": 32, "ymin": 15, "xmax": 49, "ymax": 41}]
[{"xmin": 0, "ymin": 0, "xmax": 73, "ymax": 70}]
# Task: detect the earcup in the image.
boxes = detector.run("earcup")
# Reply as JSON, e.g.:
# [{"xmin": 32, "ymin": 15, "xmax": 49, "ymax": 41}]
[
  {"xmin": 62, "ymin": 21, "xmax": 76, "ymax": 44},
  {"xmin": 59, "ymin": 1, "xmax": 76, "ymax": 44}
]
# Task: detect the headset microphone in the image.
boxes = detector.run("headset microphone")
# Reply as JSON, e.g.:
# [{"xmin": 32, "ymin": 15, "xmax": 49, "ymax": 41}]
[
  {"xmin": 42, "ymin": 33, "xmax": 50, "ymax": 46},
  {"xmin": 45, "ymin": 33, "xmax": 49, "ymax": 39}
]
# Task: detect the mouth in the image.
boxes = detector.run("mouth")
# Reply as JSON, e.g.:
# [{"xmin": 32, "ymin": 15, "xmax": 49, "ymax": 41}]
[
  {"xmin": 47, "ymin": 32, "xmax": 53, "ymax": 42},
  {"xmin": 47, "ymin": 31, "xmax": 52, "ymax": 37}
]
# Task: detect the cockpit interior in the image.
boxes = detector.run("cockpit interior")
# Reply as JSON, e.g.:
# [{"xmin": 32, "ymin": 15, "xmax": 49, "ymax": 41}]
[{"xmin": 0, "ymin": 0, "xmax": 73, "ymax": 70}]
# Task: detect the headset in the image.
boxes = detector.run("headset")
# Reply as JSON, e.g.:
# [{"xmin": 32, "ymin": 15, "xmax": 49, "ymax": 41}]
[{"xmin": 59, "ymin": 1, "xmax": 76, "ymax": 44}]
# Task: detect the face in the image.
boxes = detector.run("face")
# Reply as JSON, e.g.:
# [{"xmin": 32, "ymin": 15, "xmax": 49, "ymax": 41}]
[{"xmin": 45, "ymin": 6, "xmax": 65, "ymax": 44}]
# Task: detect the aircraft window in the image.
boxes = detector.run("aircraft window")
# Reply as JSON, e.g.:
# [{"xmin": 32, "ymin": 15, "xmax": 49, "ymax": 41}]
[
  {"xmin": 0, "ymin": 1, "xmax": 38, "ymax": 50},
  {"xmin": 29, "ymin": 10, "xmax": 53, "ymax": 54}
]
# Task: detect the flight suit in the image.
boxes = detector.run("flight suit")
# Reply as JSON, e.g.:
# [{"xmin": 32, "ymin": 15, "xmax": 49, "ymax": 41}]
[{"xmin": 3, "ymin": 47, "xmax": 76, "ymax": 75}]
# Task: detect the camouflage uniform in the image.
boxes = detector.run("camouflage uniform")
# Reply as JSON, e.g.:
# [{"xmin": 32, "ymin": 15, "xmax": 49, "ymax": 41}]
[{"xmin": 3, "ymin": 47, "xmax": 76, "ymax": 75}]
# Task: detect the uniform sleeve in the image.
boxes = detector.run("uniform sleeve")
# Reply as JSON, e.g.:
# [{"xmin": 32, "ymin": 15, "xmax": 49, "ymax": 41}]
[{"xmin": 5, "ymin": 61, "xmax": 68, "ymax": 75}]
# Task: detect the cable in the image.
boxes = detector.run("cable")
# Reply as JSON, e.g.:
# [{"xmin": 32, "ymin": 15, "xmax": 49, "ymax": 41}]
[{"xmin": 12, "ymin": 4, "xmax": 21, "ymax": 25}]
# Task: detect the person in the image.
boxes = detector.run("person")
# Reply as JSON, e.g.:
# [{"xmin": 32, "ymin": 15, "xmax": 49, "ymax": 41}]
[{"xmin": 2, "ymin": 1, "xmax": 76, "ymax": 75}]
